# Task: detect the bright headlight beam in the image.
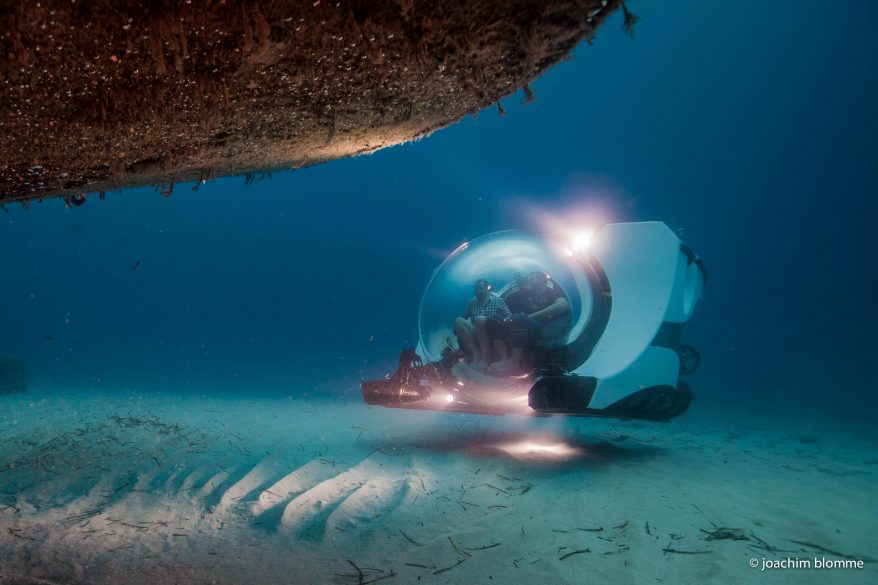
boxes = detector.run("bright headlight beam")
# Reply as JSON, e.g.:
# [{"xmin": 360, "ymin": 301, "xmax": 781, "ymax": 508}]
[{"xmin": 571, "ymin": 229, "xmax": 594, "ymax": 252}]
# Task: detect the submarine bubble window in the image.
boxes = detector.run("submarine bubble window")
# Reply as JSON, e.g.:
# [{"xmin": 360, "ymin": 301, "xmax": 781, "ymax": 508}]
[{"xmin": 418, "ymin": 231, "xmax": 590, "ymax": 363}]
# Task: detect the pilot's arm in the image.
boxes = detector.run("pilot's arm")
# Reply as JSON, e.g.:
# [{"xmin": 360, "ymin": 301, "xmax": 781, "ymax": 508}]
[{"xmin": 529, "ymin": 297, "xmax": 570, "ymax": 321}]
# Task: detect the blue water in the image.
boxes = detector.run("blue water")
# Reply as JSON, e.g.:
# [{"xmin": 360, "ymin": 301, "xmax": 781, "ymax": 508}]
[
  {"xmin": 2, "ymin": 4, "xmax": 878, "ymax": 584},
  {"xmin": 1, "ymin": 3, "xmax": 877, "ymax": 419}
]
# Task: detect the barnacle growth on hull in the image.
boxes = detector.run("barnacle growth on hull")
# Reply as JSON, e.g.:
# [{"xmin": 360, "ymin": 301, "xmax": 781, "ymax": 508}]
[{"xmin": 0, "ymin": 0, "xmax": 626, "ymax": 203}]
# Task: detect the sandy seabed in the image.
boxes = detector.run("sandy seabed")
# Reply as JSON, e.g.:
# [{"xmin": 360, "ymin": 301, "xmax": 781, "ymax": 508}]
[{"xmin": 1, "ymin": 389, "xmax": 876, "ymax": 585}]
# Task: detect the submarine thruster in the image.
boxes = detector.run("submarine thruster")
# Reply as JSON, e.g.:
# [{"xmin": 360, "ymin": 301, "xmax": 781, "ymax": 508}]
[{"xmin": 362, "ymin": 222, "xmax": 706, "ymax": 422}]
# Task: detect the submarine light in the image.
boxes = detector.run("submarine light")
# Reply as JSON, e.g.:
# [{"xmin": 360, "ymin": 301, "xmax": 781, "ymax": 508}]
[
  {"xmin": 561, "ymin": 228, "xmax": 595, "ymax": 257},
  {"xmin": 446, "ymin": 393, "xmax": 455, "ymax": 403},
  {"xmin": 571, "ymin": 229, "xmax": 594, "ymax": 251}
]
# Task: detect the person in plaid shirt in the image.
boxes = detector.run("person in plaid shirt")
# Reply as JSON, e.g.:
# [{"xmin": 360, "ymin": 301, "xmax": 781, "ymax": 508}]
[{"xmin": 454, "ymin": 279, "xmax": 511, "ymax": 369}]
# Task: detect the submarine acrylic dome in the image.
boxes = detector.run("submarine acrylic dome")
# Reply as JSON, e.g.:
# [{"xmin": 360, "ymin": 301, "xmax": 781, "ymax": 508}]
[{"xmin": 417, "ymin": 231, "xmax": 593, "ymax": 363}]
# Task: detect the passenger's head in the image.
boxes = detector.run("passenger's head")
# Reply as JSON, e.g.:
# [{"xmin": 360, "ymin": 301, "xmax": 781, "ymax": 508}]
[
  {"xmin": 526, "ymin": 271, "xmax": 549, "ymax": 291},
  {"xmin": 473, "ymin": 279, "xmax": 492, "ymax": 302}
]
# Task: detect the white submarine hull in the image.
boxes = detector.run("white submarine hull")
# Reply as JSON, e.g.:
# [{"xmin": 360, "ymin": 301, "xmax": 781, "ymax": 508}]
[{"xmin": 362, "ymin": 221, "xmax": 705, "ymax": 422}]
